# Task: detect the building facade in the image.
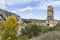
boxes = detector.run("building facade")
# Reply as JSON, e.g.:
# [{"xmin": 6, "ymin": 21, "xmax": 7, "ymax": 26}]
[{"xmin": 46, "ymin": 6, "xmax": 57, "ymax": 27}]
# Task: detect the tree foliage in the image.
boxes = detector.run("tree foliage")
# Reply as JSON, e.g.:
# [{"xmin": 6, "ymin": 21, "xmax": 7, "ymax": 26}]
[
  {"xmin": 1, "ymin": 15, "xmax": 19, "ymax": 40},
  {"xmin": 21, "ymin": 24, "xmax": 42, "ymax": 38}
]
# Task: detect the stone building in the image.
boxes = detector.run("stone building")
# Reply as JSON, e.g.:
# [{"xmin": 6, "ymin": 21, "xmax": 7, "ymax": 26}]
[
  {"xmin": 46, "ymin": 6, "xmax": 57, "ymax": 27},
  {"xmin": 40, "ymin": 6, "xmax": 57, "ymax": 27}
]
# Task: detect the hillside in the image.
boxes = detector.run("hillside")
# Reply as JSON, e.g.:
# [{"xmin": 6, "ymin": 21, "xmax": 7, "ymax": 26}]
[
  {"xmin": 30, "ymin": 31, "xmax": 60, "ymax": 40},
  {"xmin": 22, "ymin": 19, "xmax": 60, "ymax": 24},
  {"xmin": 0, "ymin": 9, "xmax": 21, "ymax": 22},
  {"xmin": 0, "ymin": 9, "xmax": 20, "ymax": 19},
  {"xmin": 22, "ymin": 18, "xmax": 46, "ymax": 23},
  {"xmin": 0, "ymin": 9, "xmax": 19, "ymax": 16}
]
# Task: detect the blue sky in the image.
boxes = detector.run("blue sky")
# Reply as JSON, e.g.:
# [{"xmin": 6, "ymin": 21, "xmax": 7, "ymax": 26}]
[{"xmin": 0, "ymin": 0, "xmax": 60, "ymax": 20}]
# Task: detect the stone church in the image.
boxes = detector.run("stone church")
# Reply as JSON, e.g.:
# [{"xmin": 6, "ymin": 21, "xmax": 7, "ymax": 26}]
[
  {"xmin": 46, "ymin": 6, "xmax": 57, "ymax": 27},
  {"xmin": 40, "ymin": 6, "xmax": 57, "ymax": 27}
]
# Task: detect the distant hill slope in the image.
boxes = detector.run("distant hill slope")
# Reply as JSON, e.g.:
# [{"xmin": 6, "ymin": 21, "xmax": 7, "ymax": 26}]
[
  {"xmin": 22, "ymin": 18, "xmax": 60, "ymax": 24},
  {"xmin": 30, "ymin": 31, "xmax": 60, "ymax": 40},
  {"xmin": 22, "ymin": 18, "xmax": 46, "ymax": 23},
  {"xmin": 57, "ymin": 20, "xmax": 60, "ymax": 24}
]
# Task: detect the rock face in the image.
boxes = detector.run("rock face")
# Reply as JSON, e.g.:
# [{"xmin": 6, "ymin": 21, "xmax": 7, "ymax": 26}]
[
  {"xmin": 0, "ymin": 9, "xmax": 23, "ymax": 24},
  {"xmin": 30, "ymin": 31, "xmax": 60, "ymax": 40}
]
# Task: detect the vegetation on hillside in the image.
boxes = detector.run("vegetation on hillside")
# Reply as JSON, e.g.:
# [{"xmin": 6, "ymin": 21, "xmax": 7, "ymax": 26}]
[
  {"xmin": 0, "ymin": 17, "xmax": 60, "ymax": 40},
  {"xmin": 22, "ymin": 19, "xmax": 46, "ymax": 23},
  {"xmin": 21, "ymin": 24, "xmax": 42, "ymax": 38},
  {"xmin": 30, "ymin": 31, "xmax": 60, "ymax": 40},
  {"xmin": 19, "ymin": 23, "xmax": 60, "ymax": 40}
]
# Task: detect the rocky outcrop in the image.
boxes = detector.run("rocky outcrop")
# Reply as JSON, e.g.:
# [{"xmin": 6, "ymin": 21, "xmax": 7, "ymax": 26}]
[{"xmin": 0, "ymin": 9, "xmax": 23, "ymax": 24}]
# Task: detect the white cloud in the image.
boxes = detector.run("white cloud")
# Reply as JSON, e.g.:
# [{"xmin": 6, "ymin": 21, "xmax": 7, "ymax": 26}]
[
  {"xmin": 8, "ymin": 0, "xmax": 60, "ymax": 20},
  {"xmin": 0, "ymin": 0, "xmax": 38, "ymax": 9},
  {"xmin": 49, "ymin": 1, "xmax": 60, "ymax": 6},
  {"xmin": 11, "ymin": 0, "xmax": 60, "ymax": 13},
  {"xmin": 34, "ymin": 0, "xmax": 39, "ymax": 1},
  {"xmin": 37, "ymin": 1, "xmax": 60, "ymax": 10},
  {"xmin": 11, "ymin": 7, "xmax": 33, "ymax": 13},
  {"xmin": 19, "ymin": 7, "xmax": 33, "ymax": 12},
  {"xmin": 11, "ymin": 0, "xmax": 60, "ymax": 15},
  {"xmin": 1, "ymin": 0, "xmax": 60, "ymax": 10},
  {"xmin": 27, "ymin": 13, "xmax": 41, "ymax": 19},
  {"xmin": 27, "ymin": 13, "xmax": 38, "ymax": 19},
  {"xmin": 6, "ymin": 0, "xmax": 37, "ymax": 6},
  {"xmin": 28, "ymin": 13, "xmax": 33, "ymax": 17},
  {"xmin": 0, "ymin": 0, "xmax": 7, "ymax": 9},
  {"xmin": 14, "ymin": 0, "xmax": 60, "ymax": 12},
  {"xmin": 11, "ymin": 11, "xmax": 17, "ymax": 13},
  {"xmin": 0, "ymin": 0, "xmax": 60, "ymax": 10}
]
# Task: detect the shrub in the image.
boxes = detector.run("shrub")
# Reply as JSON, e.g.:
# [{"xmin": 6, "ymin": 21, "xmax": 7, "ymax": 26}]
[
  {"xmin": 1, "ymin": 15, "xmax": 19, "ymax": 40},
  {"xmin": 21, "ymin": 24, "xmax": 42, "ymax": 38}
]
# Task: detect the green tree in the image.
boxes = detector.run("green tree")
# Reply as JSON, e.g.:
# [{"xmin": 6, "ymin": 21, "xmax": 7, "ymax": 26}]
[
  {"xmin": 1, "ymin": 15, "xmax": 19, "ymax": 40},
  {"xmin": 21, "ymin": 24, "xmax": 42, "ymax": 38}
]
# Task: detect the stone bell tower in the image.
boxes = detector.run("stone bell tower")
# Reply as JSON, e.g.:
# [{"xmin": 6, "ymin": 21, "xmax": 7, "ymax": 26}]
[{"xmin": 46, "ymin": 6, "xmax": 57, "ymax": 27}]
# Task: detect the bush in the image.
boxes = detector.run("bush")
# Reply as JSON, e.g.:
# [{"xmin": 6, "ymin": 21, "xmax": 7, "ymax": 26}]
[
  {"xmin": 1, "ymin": 15, "xmax": 19, "ymax": 40},
  {"xmin": 21, "ymin": 24, "xmax": 42, "ymax": 38}
]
